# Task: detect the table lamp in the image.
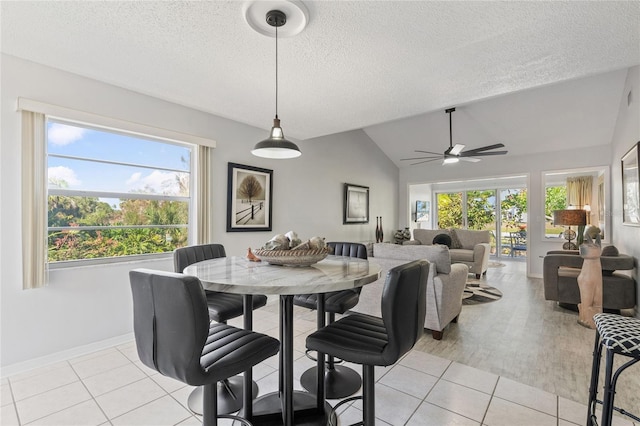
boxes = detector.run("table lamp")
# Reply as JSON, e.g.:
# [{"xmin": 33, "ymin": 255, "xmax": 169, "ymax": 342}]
[{"xmin": 553, "ymin": 209, "xmax": 587, "ymax": 250}]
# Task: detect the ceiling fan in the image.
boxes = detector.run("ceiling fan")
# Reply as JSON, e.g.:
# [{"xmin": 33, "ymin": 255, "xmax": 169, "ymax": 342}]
[{"xmin": 401, "ymin": 107, "xmax": 508, "ymax": 165}]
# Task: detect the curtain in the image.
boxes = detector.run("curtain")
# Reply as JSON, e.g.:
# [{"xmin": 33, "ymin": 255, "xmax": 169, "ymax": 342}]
[
  {"xmin": 196, "ymin": 145, "xmax": 213, "ymax": 244},
  {"xmin": 21, "ymin": 110, "xmax": 48, "ymax": 289},
  {"xmin": 566, "ymin": 176, "xmax": 592, "ymax": 209}
]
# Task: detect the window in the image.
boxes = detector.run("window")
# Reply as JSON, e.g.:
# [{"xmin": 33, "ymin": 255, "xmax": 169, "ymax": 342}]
[
  {"xmin": 46, "ymin": 118, "xmax": 193, "ymax": 264},
  {"xmin": 543, "ymin": 167, "xmax": 609, "ymax": 241}
]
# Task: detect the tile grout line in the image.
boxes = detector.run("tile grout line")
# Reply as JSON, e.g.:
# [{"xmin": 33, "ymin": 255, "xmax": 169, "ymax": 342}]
[
  {"xmin": 479, "ymin": 374, "xmax": 501, "ymax": 426},
  {"xmin": 69, "ymin": 358, "xmax": 113, "ymax": 426},
  {"xmin": 6, "ymin": 379, "xmax": 22, "ymax": 426}
]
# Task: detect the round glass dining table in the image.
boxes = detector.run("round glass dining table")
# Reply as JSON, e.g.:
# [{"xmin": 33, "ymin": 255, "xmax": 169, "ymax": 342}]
[{"xmin": 184, "ymin": 255, "xmax": 381, "ymax": 426}]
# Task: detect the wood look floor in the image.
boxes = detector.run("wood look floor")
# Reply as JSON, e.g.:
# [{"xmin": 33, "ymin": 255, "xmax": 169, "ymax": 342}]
[{"xmin": 412, "ymin": 258, "xmax": 640, "ymax": 417}]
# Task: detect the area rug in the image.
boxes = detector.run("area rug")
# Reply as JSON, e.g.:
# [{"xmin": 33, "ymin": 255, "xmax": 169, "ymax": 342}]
[
  {"xmin": 462, "ymin": 280, "xmax": 503, "ymax": 305},
  {"xmin": 488, "ymin": 261, "xmax": 506, "ymax": 268}
]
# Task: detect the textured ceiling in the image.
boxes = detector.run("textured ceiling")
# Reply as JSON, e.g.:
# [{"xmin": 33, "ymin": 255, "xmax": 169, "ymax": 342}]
[{"xmin": 1, "ymin": 1, "xmax": 639, "ymax": 165}]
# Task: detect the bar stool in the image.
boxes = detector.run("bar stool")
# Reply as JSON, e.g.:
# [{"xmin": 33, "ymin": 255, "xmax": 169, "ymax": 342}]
[
  {"xmin": 129, "ymin": 269, "xmax": 279, "ymax": 426},
  {"xmin": 307, "ymin": 260, "xmax": 429, "ymax": 425},
  {"xmin": 174, "ymin": 244, "xmax": 268, "ymax": 415},
  {"xmin": 587, "ymin": 313, "xmax": 640, "ymax": 426},
  {"xmin": 294, "ymin": 242, "xmax": 367, "ymax": 399}
]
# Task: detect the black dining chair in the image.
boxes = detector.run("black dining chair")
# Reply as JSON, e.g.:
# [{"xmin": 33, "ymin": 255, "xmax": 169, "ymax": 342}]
[
  {"xmin": 129, "ymin": 269, "xmax": 279, "ymax": 426},
  {"xmin": 293, "ymin": 242, "xmax": 368, "ymax": 399},
  {"xmin": 174, "ymin": 244, "xmax": 268, "ymax": 415},
  {"xmin": 306, "ymin": 259, "xmax": 429, "ymax": 426}
]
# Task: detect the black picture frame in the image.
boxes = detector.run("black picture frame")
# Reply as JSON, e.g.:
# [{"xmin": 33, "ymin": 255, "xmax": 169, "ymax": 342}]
[
  {"xmin": 343, "ymin": 183, "xmax": 369, "ymax": 224},
  {"xmin": 621, "ymin": 141, "xmax": 640, "ymax": 226},
  {"xmin": 227, "ymin": 162, "xmax": 273, "ymax": 232}
]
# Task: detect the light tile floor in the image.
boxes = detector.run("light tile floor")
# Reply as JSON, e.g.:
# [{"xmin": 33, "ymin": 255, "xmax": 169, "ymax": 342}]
[{"xmin": 1, "ymin": 260, "xmax": 637, "ymax": 425}]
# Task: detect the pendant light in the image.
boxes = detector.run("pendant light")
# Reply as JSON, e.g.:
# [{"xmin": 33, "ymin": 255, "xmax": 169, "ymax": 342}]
[{"xmin": 252, "ymin": 9, "xmax": 301, "ymax": 159}]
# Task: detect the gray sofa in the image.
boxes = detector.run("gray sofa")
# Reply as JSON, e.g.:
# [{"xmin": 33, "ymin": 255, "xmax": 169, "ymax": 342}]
[
  {"xmin": 351, "ymin": 243, "xmax": 468, "ymax": 340},
  {"xmin": 405, "ymin": 228, "xmax": 491, "ymax": 278},
  {"xmin": 543, "ymin": 250, "xmax": 636, "ymax": 310}
]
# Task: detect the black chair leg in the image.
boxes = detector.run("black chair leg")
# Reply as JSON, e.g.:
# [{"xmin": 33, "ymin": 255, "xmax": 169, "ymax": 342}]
[
  {"xmin": 362, "ymin": 365, "xmax": 375, "ymax": 426},
  {"xmin": 202, "ymin": 383, "xmax": 217, "ymax": 426},
  {"xmin": 587, "ymin": 330, "xmax": 602, "ymax": 426}
]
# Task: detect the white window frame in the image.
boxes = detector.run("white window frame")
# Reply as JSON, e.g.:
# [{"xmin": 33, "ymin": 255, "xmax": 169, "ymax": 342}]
[
  {"xmin": 46, "ymin": 117, "xmax": 195, "ymax": 268},
  {"xmin": 18, "ymin": 98, "xmax": 216, "ymax": 275}
]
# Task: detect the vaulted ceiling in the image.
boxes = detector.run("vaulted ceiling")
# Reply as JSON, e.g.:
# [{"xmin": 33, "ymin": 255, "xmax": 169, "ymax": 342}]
[{"xmin": 2, "ymin": 1, "xmax": 638, "ymax": 167}]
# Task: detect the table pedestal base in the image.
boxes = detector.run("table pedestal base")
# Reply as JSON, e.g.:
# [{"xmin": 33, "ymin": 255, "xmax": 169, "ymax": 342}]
[{"xmin": 242, "ymin": 391, "xmax": 335, "ymax": 426}]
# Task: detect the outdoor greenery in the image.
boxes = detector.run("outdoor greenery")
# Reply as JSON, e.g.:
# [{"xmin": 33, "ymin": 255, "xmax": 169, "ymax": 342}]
[
  {"xmin": 501, "ymin": 189, "xmax": 527, "ymax": 230},
  {"xmin": 436, "ymin": 192, "xmax": 463, "ymax": 228},
  {"xmin": 467, "ymin": 190, "xmax": 496, "ymax": 230},
  {"xmin": 48, "ymin": 176, "xmax": 189, "ymax": 262},
  {"xmin": 437, "ymin": 189, "xmax": 526, "ymax": 232},
  {"xmin": 545, "ymin": 185, "xmax": 568, "ymax": 235}
]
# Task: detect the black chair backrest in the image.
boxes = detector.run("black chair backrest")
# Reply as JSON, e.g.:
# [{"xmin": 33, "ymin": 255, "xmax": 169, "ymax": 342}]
[
  {"xmin": 381, "ymin": 260, "xmax": 429, "ymax": 363},
  {"xmin": 327, "ymin": 242, "xmax": 367, "ymax": 259},
  {"xmin": 174, "ymin": 243, "xmax": 226, "ymax": 273},
  {"xmin": 130, "ymin": 268, "xmax": 210, "ymax": 385}
]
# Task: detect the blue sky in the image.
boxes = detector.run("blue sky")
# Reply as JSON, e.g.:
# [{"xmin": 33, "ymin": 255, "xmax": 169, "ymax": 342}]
[{"xmin": 47, "ymin": 120, "xmax": 190, "ymax": 196}]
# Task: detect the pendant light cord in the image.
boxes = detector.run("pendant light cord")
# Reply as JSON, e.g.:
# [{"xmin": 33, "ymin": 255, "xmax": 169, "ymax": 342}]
[
  {"xmin": 449, "ymin": 110, "xmax": 452, "ymax": 149},
  {"xmin": 275, "ymin": 23, "xmax": 279, "ymax": 119}
]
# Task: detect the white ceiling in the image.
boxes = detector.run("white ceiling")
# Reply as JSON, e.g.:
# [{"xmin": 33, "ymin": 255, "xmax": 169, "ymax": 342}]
[{"xmin": 2, "ymin": 1, "xmax": 639, "ymax": 167}]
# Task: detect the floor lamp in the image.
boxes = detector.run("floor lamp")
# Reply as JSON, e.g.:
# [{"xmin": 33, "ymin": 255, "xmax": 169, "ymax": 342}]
[{"xmin": 553, "ymin": 209, "xmax": 587, "ymax": 250}]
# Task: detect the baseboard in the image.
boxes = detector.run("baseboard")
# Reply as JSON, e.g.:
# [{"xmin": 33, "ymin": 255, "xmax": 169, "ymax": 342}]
[{"xmin": 1, "ymin": 332, "xmax": 134, "ymax": 379}]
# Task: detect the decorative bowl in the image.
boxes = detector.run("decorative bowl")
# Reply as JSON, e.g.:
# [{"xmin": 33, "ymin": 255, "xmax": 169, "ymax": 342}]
[{"xmin": 252, "ymin": 248, "xmax": 329, "ymax": 267}]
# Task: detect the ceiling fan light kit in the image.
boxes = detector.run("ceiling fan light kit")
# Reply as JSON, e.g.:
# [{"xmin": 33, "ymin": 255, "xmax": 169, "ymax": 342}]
[
  {"xmin": 251, "ymin": 8, "xmax": 302, "ymax": 159},
  {"xmin": 401, "ymin": 107, "xmax": 508, "ymax": 166}
]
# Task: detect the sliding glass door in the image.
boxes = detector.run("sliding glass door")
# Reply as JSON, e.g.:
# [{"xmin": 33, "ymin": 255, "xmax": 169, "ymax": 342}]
[
  {"xmin": 435, "ymin": 187, "xmax": 527, "ymax": 258},
  {"xmin": 499, "ymin": 188, "xmax": 527, "ymax": 258}
]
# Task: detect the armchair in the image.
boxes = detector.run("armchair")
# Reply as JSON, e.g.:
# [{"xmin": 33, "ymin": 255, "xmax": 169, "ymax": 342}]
[{"xmin": 543, "ymin": 250, "xmax": 636, "ymax": 310}]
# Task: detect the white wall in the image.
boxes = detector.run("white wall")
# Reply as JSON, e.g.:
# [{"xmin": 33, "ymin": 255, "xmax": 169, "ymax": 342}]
[
  {"xmin": 0, "ymin": 55, "xmax": 398, "ymax": 369},
  {"xmin": 609, "ymin": 66, "xmax": 640, "ymax": 315}
]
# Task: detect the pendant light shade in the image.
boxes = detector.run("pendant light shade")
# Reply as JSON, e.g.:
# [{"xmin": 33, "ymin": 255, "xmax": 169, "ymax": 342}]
[
  {"xmin": 252, "ymin": 117, "xmax": 301, "ymax": 158},
  {"xmin": 252, "ymin": 9, "xmax": 301, "ymax": 159}
]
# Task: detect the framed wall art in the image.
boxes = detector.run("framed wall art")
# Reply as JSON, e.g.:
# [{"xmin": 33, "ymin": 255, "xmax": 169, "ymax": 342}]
[
  {"xmin": 343, "ymin": 183, "xmax": 369, "ymax": 224},
  {"xmin": 621, "ymin": 141, "xmax": 639, "ymax": 226},
  {"xmin": 416, "ymin": 200, "xmax": 430, "ymax": 222},
  {"xmin": 227, "ymin": 162, "xmax": 273, "ymax": 232}
]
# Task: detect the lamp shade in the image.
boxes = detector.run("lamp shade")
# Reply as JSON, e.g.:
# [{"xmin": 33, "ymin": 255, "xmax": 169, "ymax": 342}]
[
  {"xmin": 553, "ymin": 209, "xmax": 587, "ymax": 226},
  {"xmin": 252, "ymin": 118, "xmax": 301, "ymax": 159}
]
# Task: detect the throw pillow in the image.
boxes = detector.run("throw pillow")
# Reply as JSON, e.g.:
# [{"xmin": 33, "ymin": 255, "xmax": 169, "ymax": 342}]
[
  {"xmin": 447, "ymin": 228, "xmax": 463, "ymax": 249},
  {"xmin": 601, "ymin": 245, "xmax": 618, "ymax": 276},
  {"xmin": 432, "ymin": 233, "xmax": 452, "ymax": 248}
]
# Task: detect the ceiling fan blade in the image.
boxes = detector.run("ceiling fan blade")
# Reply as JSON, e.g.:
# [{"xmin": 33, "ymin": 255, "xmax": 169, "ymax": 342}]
[
  {"xmin": 449, "ymin": 144, "xmax": 465, "ymax": 156},
  {"xmin": 461, "ymin": 143, "xmax": 506, "ymax": 154},
  {"xmin": 459, "ymin": 157, "xmax": 481, "ymax": 162},
  {"xmin": 410, "ymin": 158, "xmax": 442, "ymax": 166},
  {"xmin": 414, "ymin": 150, "xmax": 443, "ymax": 155},
  {"xmin": 400, "ymin": 155, "xmax": 441, "ymax": 161},
  {"xmin": 461, "ymin": 150, "xmax": 508, "ymax": 157}
]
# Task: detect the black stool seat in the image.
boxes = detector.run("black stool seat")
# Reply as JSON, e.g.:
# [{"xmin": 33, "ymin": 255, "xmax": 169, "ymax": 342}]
[
  {"xmin": 293, "ymin": 289, "xmax": 359, "ymax": 313},
  {"xmin": 206, "ymin": 292, "xmax": 267, "ymax": 323},
  {"xmin": 200, "ymin": 322, "xmax": 278, "ymax": 382},
  {"xmin": 587, "ymin": 313, "xmax": 640, "ymax": 426},
  {"xmin": 595, "ymin": 313, "xmax": 640, "ymax": 357},
  {"xmin": 307, "ymin": 313, "xmax": 390, "ymax": 365}
]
